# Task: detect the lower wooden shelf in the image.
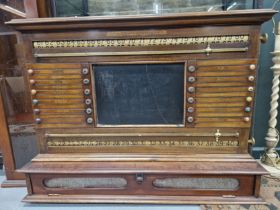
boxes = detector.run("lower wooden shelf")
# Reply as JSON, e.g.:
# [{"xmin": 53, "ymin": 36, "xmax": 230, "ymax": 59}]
[{"xmin": 18, "ymin": 153, "xmax": 268, "ymax": 204}]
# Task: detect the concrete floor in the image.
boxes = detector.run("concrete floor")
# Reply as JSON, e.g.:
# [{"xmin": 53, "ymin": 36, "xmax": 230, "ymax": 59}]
[{"xmin": 0, "ymin": 170, "xmax": 201, "ymax": 210}]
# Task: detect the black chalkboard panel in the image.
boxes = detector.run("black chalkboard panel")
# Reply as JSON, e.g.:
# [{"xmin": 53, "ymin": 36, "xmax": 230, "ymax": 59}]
[{"xmin": 93, "ymin": 63, "xmax": 185, "ymax": 125}]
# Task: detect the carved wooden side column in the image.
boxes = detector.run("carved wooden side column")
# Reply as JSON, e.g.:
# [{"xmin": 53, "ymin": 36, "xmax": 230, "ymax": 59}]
[{"xmin": 262, "ymin": 23, "xmax": 280, "ymax": 168}]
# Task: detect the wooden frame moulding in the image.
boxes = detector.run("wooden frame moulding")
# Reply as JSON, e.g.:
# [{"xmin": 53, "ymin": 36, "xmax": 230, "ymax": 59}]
[{"xmin": 0, "ymin": 84, "xmax": 26, "ymax": 187}]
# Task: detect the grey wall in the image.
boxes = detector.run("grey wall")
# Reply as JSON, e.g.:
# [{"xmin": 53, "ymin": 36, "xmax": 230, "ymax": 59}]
[{"xmin": 253, "ymin": 1, "xmax": 280, "ymax": 153}]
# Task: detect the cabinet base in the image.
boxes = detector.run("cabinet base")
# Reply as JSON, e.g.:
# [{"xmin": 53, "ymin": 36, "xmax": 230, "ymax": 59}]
[{"xmin": 19, "ymin": 153, "xmax": 268, "ymax": 204}]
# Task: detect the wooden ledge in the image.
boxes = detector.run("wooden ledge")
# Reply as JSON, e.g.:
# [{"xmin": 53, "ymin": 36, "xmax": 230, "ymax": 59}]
[
  {"xmin": 18, "ymin": 154, "xmax": 267, "ymax": 175},
  {"xmin": 32, "ymin": 153, "xmax": 255, "ymax": 162},
  {"xmin": 22, "ymin": 194, "xmax": 266, "ymax": 204},
  {"xmin": 6, "ymin": 9, "xmax": 277, "ymax": 31}
]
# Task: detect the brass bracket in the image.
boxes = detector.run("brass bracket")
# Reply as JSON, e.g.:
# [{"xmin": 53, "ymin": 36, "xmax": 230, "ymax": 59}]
[
  {"xmin": 214, "ymin": 129, "xmax": 222, "ymax": 142},
  {"xmin": 136, "ymin": 173, "xmax": 144, "ymax": 184},
  {"xmin": 206, "ymin": 43, "xmax": 212, "ymax": 56},
  {"xmin": 248, "ymin": 137, "xmax": 256, "ymax": 145},
  {"xmin": 260, "ymin": 33, "xmax": 268, "ymax": 44},
  {"xmin": 213, "ymin": 129, "xmax": 239, "ymax": 142}
]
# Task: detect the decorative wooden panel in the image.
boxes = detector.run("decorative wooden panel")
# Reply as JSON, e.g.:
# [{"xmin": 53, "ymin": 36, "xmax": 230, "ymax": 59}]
[
  {"xmin": 187, "ymin": 59, "xmax": 257, "ymax": 128},
  {"xmin": 26, "ymin": 63, "xmax": 93, "ymax": 128}
]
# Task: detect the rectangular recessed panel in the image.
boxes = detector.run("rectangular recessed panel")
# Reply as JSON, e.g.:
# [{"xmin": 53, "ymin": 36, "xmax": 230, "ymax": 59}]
[
  {"xmin": 44, "ymin": 177, "xmax": 127, "ymax": 189},
  {"xmin": 94, "ymin": 64, "xmax": 185, "ymax": 126},
  {"xmin": 153, "ymin": 178, "xmax": 239, "ymax": 190}
]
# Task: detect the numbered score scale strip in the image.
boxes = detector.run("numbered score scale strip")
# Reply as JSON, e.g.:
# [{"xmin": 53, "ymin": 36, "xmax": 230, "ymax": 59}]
[{"xmin": 33, "ymin": 35, "xmax": 249, "ymax": 49}]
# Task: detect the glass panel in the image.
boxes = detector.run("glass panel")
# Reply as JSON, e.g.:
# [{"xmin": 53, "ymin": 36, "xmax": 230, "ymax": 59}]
[
  {"xmin": 52, "ymin": 0, "xmax": 257, "ymax": 17},
  {"xmin": 53, "ymin": 0, "xmax": 85, "ymax": 17},
  {"xmin": 44, "ymin": 177, "xmax": 128, "ymax": 188},
  {"xmin": 153, "ymin": 178, "xmax": 240, "ymax": 190},
  {"xmin": 94, "ymin": 64, "xmax": 185, "ymax": 126}
]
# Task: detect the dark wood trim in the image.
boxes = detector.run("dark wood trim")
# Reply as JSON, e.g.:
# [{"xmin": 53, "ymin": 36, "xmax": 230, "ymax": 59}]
[
  {"xmin": 0, "ymin": 82, "xmax": 25, "ymax": 184},
  {"xmin": 254, "ymin": 175, "xmax": 262, "ymax": 197},
  {"xmin": 0, "ymin": 151, "xmax": 2, "ymax": 170},
  {"xmin": 37, "ymin": 0, "xmax": 52, "ymax": 18},
  {"xmin": 1, "ymin": 179, "xmax": 26, "ymax": 188},
  {"xmin": 6, "ymin": 9, "xmax": 277, "ymax": 31},
  {"xmin": 22, "ymin": 194, "xmax": 265, "ymax": 204}
]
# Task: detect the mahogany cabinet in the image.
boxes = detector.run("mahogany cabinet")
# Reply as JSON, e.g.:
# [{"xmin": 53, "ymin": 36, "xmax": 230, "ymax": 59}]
[{"xmin": 7, "ymin": 8, "xmax": 276, "ymax": 204}]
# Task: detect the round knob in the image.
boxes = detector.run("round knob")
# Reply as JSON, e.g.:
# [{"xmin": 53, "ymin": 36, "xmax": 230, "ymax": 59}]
[
  {"xmin": 260, "ymin": 33, "xmax": 268, "ymax": 44},
  {"xmin": 244, "ymin": 117, "xmax": 250, "ymax": 122},
  {"xmin": 84, "ymin": 89, "xmax": 91, "ymax": 95},
  {"xmin": 188, "ymin": 87, "xmax": 195, "ymax": 93},
  {"xmin": 188, "ymin": 107, "xmax": 194, "ymax": 113},
  {"xmin": 188, "ymin": 77, "xmax": 196, "ymax": 83},
  {"xmin": 187, "ymin": 116, "xmax": 194, "ymax": 123},
  {"xmin": 249, "ymin": 64, "xmax": 256, "ymax": 70},
  {"xmin": 27, "ymin": 69, "xmax": 34, "ymax": 75},
  {"xmin": 246, "ymin": 97, "xmax": 253, "ymax": 102},
  {"xmin": 86, "ymin": 117, "xmax": 93, "ymax": 124},
  {"xmin": 86, "ymin": 108, "xmax": 92, "ymax": 114},
  {"xmin": 85, "ymin": 99, "xmax": 92, "ymax": 105},
  {"xmin": 136, "ymin": 174, "xmax": 144, "ymax": 184},
  {"xmin": 30, "ymin": 79, "xmax": 36, "ymax": 85},
  {"xmin": 32, "ymin": 99, "xmax": 39, "ymax": 105},
  {"xmin": 188, "ymin": 65, "xmax": 196, "ymax": 73},
  {"xmin": 244, "ymin": 107, "xmax": 251, "ymax": 112},
  {"xmin": 33, "ymin": 109, "xmax": 40, "ymax": 114},
  {"xmin": 248, "ymin": 87, "xmax": 254, "ymax": 92},
  {"xmin": 187, "ymin": 97, "xmax": 194, "ymax": 104},
  {"xmin": 83, "ymin": 78, "xmax": 90, "ymax": 85},
  {"xmin": 82, "ymin": 68, "xmax": 89, "ymax": 75},
  {"xmin": 35, "ymin": 118, "xmax": 41, "ymax": 124},
  {"xmin": 31, "ymin": 89, "xmax": 37, "ymax": 95},
  {"xmin": 248, "ymin": 76, "xmax": 255, "ymax": 82}
]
